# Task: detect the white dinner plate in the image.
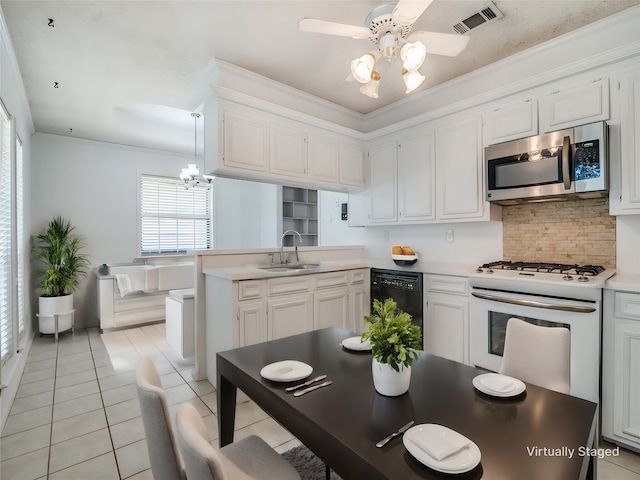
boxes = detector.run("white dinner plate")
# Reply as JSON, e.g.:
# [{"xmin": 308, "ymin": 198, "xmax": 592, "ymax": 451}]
[
  {"xmin": 472, "ymin": 373, "xmax": 526, "ymax": 398},
  {"xmin": 259, "ymin": 360, "xmax": 313, "ymax": 382},
  {"xmin": 341, "ymin": 336, "xmax": 372, "ymax": 351},
  {"xmin": 403, "ymin": 424, "xmax": 481, "ymax": 474}
]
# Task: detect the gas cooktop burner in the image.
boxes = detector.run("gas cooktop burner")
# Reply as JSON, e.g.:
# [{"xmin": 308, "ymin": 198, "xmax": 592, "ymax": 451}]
[
  {"xmin": 475, "ymin": 261, "xmax": 606, "ymax": 282},
  {"xmin": 479, "ymin": 261, "xmax": 605, "ymax": 275}
]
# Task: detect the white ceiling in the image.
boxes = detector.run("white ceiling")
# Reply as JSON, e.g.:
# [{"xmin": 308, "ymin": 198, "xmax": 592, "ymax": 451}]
[{"xmin": 2, "ymin": 0, "xmax": 638, "ymax": 155}]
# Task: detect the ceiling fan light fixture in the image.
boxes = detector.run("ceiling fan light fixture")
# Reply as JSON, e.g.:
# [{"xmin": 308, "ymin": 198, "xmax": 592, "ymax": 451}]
[
  {"xmin": 360, "ymin": 71, "xmax": 381, "ymax": 98},
  {"xmin": 350, "ymin": 53, "xmax": 376, "ymax": 83},
  {"xmin": 400, "ymin": 41, "xmax": 426, "ymax": 71},
  {"xmin": 402, "ymin": 68, "xmax": 425, "ymax": 93}
]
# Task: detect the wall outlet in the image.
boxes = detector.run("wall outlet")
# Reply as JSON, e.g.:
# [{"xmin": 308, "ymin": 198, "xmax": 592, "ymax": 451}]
[{"xmin": 445, "ymin": 229, "xmax": 454, "ymax": 243}]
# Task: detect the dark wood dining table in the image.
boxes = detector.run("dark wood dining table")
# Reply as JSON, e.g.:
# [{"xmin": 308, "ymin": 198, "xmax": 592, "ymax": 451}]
[{"xmin": 216, "ymin": 327, "xmax": 597, "ymax": 480}]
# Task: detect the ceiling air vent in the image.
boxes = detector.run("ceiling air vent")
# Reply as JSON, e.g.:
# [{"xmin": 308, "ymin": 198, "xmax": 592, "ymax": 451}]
[{"xmin": 453, "ymin": 2, "xmax": 504, "ymax": 34}]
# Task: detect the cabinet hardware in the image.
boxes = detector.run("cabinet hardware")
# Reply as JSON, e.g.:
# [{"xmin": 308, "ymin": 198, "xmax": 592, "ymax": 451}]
[{"xmin": 551, "ymin": 90, "xmax": 560, "ymax": 95}]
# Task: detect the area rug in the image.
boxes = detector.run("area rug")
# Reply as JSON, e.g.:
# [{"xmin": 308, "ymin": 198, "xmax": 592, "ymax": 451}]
[{"xmin": 282, "ymin": 445, "xmax": 343, "ymax": 480}]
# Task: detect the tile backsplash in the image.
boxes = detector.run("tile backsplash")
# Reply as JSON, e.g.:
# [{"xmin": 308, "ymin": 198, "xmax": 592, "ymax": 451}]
[{"xmin": 502, "ymin": 198, "xmax": 615, "ymax": 268}]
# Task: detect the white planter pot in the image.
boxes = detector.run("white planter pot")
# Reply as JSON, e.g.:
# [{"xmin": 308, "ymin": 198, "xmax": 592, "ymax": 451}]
[
  {"xmin": 372, "ymin": 358, "xmax": 411, "ymax": 396},
  {"xmin": 38, "ymin": 294, "xmax": 74, "ymax": 334}
]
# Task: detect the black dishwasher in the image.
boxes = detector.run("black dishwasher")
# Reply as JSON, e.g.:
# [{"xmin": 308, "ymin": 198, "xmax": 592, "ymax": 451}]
[{"xmin": 370, "ymin": 268, "xmax": 423, "ymax": 343}]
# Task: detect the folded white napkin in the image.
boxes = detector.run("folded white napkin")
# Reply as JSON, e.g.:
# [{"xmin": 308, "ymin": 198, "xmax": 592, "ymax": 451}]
[
  {"xmin": 411, "ymin": 429, "xmax": 470, "ymax": 461},
  {"xmin": 115, "ymin": 274, "xmax": 132, "ymax": 296},
  {"xmin": 480, "ymin": 374, "xmax": 515, "ymax": 393}
]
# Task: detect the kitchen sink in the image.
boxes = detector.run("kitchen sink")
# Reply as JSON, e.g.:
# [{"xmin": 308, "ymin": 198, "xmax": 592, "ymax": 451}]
[{"xmin": 256, "ymin": 263, "xmax": 321, "ymax": 273}]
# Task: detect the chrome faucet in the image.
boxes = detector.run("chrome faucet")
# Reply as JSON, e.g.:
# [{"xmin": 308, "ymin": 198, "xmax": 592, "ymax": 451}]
[{"xmin": 280, "ymin": 230, "xmax": 302, "ymax": 264}]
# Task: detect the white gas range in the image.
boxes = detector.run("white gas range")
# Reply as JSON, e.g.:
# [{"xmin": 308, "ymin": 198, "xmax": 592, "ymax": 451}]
[{"xmin": 468, "ymin": 261, "xmax": 615, "ymax": 403}]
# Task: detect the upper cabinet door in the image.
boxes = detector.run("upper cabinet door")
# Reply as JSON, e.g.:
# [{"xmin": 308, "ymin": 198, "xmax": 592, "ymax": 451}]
[
  {"xmin": 484, "ymin": 98, "xmax": 538, "ymax": 145},
  {"xmin": 339, "ymin": 142, "xmax": 366, "ymax": 188},
  {"xmin": 619, "ymin": 72, "xmax": 640, "ymax": 212},
  {"xmin": 397, "ymin": 130, "xmax": 436, "ymax": 222},
  {"xmin": 368, "ymin": 141, "xmax": 398, "ymax": 223},
  {"xmin": 540, "ymin": 77, "xmax": 610, "ymax": 132},
  {"xmin": 307, "ymin": 132, "xmax": 340, "ymax": 184},
  {"xmin": 223, "ymin": 108, "xmax": 268, "ymax": 172},
  {"xmin": 269, "ymin": 123, "xmax": 307, "ymax": 178},
  {"xmin": 436, "ymin": 117, "xmax": 484, "ymax": 220}
]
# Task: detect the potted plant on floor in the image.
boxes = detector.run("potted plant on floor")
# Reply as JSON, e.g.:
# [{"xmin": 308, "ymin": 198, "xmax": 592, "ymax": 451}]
[
  {"xmin": 32, "ymin": 216, "xmax": 89, "ymax": 335},
  {"xmin": 362, "ymin": 298, "xmax": 422, "ymax": 396}
]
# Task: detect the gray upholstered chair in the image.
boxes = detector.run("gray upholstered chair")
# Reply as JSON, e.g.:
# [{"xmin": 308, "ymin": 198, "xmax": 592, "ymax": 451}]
[
  {"xmin": 135, "ymin": 356, "xmax": 186, "ymax": 480},
  {"xmin": 176, "ymin": 403, "xmax": 300, "ymax": 480},
  {"xmin": 499, "ymin": 317, "xmax": 571, "ymax": 394}
]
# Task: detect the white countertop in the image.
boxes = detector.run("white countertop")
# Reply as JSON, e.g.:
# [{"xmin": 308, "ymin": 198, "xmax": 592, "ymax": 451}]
[
  {"xmin": 202, "ymin": 258, "xmax": 473, "ymax": 281},
  {"xmin": 605, "ymin": 273, "xmax": 640, "ymax": 293},
  {"xmin": 202, "ymin": 259, "xmax": 371, "ymax": 281}
]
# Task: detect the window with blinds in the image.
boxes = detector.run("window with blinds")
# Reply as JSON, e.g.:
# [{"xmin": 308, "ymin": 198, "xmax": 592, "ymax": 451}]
[
  {"xmin": 0, "ymin": 104, "xmax": 12, "ymax": 365},
  {"xmin": 140, "ymin": 174, "xmax": 212, "ymax": 255},
  {"xmin": 16, "ymin": 136, "xmax": 24, "ymax": 339}
]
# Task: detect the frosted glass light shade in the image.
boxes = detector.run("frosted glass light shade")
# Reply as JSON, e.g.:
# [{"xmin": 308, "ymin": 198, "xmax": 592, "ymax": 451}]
[
  {"xmin": 350, "ymin": 53, "xmax": 376, "ymax": 83},
  {"xmin": 400, "ymin": 41, "xmax": 426, "ymax": 71},
  {"xmin": 360, "ymin": 71, "xmax": 381, "ymax": 98},
  {"xmin": 403, "ymin": 70, "xmax": 425, "ymax": 93}
]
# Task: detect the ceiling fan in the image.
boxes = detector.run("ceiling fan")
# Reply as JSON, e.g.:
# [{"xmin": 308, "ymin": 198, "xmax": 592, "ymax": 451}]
[{"xmin": 298, "ymin": 0, "xmax": 470, "ymax": 98}]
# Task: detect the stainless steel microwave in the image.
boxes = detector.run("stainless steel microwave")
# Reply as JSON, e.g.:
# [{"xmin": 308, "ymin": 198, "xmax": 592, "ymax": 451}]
[{"xmin": 485, "ymin": 122, "xmax": 607, "ymax": 205}]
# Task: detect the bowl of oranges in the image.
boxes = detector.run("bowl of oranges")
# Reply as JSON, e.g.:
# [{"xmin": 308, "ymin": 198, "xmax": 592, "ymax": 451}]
[{"xmin": 391, "ymin": 246, "xmax": 418, "ymax": 266}]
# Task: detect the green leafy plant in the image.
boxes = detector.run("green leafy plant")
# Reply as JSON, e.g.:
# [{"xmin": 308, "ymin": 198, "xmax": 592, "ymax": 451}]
[
  {"xmin": 362, "ymin": 298, "xmax": 422, "ymax": 371},
  {"xmin": 32, "ymin": 216, "xmax": 90, "ymax": 297}
]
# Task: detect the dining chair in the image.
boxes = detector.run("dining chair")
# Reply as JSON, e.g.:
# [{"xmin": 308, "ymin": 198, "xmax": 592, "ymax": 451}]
[
  {"xmin": 135, "ymin": 356, "xmax": 186, "ymax": 480},
  {"xmin": 176, "ymin": 403, "xmax": 300, "ymax": 480},
  {"xmin": 499, "ymin": 317, "xmax": 571, "ymax": 394}
]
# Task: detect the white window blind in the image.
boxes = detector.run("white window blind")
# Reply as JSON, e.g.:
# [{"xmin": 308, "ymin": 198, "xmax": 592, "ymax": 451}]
[
  {"xmin": 140, "ymin": 174, "xmax": 212, "ymax": 255},
  {"xmin": 0, "ymin": 105, "xmax": 12, "ymax": 365}
]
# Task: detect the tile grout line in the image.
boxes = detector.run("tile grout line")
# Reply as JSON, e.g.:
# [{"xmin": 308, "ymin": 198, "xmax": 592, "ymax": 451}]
[{"xmin": 91, "ymin": 329, "xmax": 125, "ymax": 480}]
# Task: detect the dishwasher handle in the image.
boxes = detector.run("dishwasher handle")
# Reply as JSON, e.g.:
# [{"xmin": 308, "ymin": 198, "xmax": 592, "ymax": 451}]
[{"xmin": 471, "ymin": 291, "xmax": 596, "ymax": 313}]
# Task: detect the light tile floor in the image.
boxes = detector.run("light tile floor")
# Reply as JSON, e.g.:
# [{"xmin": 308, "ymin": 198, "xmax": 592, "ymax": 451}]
[
  {"xmin": 1, "ymin": 324, "xmax": 300, "ymax": 480},
  {"xmin": 1, "ymin": 323, "xmax": 639, "ymax": 479}
]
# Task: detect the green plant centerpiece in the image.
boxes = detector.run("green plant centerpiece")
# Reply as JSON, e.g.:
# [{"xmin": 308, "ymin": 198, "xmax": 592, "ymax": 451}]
[
  {"xmin": 32, "ymin": 216, "xmax": 89, "ymax": 336},
  {"xmin": 362, "ymin": 298, "xmax": 422, "ymax": 396}
]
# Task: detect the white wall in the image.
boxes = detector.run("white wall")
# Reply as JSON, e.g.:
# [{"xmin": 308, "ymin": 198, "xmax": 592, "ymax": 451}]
[
  {"xmin": 214, "ymin": 177, "xmax": 279, "ymax": 248},
  {"xmin": 31, "ymin": 133, "xmax": 199, "ymax": 329}
]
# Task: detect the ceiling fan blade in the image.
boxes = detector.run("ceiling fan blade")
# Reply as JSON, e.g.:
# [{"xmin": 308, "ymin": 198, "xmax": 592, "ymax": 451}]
[
  {"xmin": 407, "ymin": 31, "xmax": 470, "ymax": 56},
  {"xmin": 393, "ymin": 0, "xmax": 434, "ymax": 26},
  {"xmin": 298, "ymin": 18, "xmax": 371, "ymax": 39}
]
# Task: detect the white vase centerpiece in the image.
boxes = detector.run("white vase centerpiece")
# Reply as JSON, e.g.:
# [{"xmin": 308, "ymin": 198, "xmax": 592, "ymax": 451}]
[{"xmin": 362, "ymin": 298, "xmax": 422, "ymax": 396}]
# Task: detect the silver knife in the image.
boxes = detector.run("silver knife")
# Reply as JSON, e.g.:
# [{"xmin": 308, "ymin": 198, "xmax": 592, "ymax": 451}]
[
  {"xmin": 375, "ymin": 420, "xmax": 415, "ymax": 448},
  {"xmin": 285, "ymin": 375, "xmax": 328, "ymax": 392},
  {"xmin": 293, "ymin": 380, "xmax": 333, "ymax": 397}
]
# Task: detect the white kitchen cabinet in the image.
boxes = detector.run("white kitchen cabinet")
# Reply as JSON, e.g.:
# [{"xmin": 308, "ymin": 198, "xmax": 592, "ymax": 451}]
[
  {"xmin": 238, "ymin": 301, "xmax": 267, "ymax": 347},
  {"xmin": 350, "ymin": 285, "xmax": 367, "ymax": 334},
  {"xmin": 424, "ymin": 274, "xmax": 469, "ymax": 364},
  {"xmin": 307, "ymin": 132, "xmax": 341, "ymax": 183},
  {"xmin": 616, "ymin": 72, "xmax": 640, "ymax": 213},
  {"xmin": 398, "ymin": 130, "xmax": 436, "ymax": 222},
  {"xmin": 339, "ymin": 142, "xmax": 366, "ymax": 188},
  {"xmin": 603, "ymin": 289, "xmax": 640, "ymax": 451},
  {"xmin": 367, "ymin": 129, "xmax": 436, "ymax": 225},
  {"xmin": 436, "ymin": 117, "xmax": 486, "ymax": 220},
  {"xmin": 270, "ymin": 122, "xmax": 307, "ymax": 178},
  {"xmin": 484, "ymin": 97, "xmax": 538, "ymax": 145},
  {"xmin": 220, "ymin": 106, "xmax": 269, "ymax": 173},
  {"xmin": 540, "ymin": 77, "xmax": 610, "ymax": 132},
  {"xmin": 202, "ymin": 99, "xmax": 364, "ymax": 190},
  {"xmin": 313, "ymin": 290, "xmax": 349, "ymax": 330},
  {"xmin": 268, "ymin": 294, "xmax": 313, "ymax": 340},
  {"xmin": 368, "ymin": 140, "xmax": 398, "ymax": 223}
]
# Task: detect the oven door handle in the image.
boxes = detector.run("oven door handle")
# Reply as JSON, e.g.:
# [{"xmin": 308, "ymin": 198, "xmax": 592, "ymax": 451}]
[{"xmin": 471, "ymin": 292, "xmax": 596, "ymax": 313}]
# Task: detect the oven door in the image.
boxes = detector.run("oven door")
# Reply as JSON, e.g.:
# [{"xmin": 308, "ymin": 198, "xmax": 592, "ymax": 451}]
[{"xmin": 469, "ymin": 288, "xmax": 600, "ymax": 402}]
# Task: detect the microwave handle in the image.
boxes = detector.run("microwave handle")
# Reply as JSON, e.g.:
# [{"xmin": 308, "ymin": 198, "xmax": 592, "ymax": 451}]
[{"xmin": 562, "ymin": 135, "xmax": 571, "ymax": 190}]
